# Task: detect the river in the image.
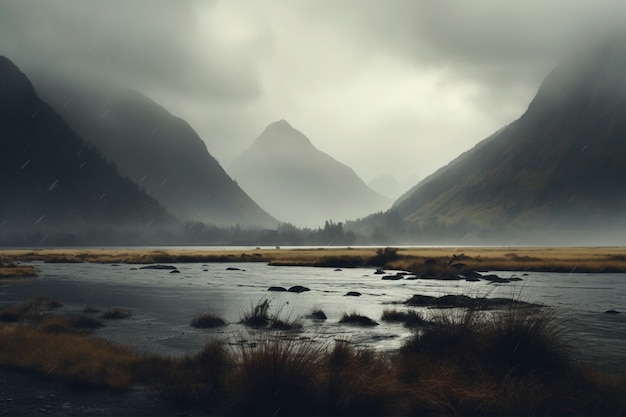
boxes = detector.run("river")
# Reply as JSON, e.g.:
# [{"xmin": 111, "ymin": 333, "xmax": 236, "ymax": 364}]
[{"xmin": 1, "ymin": 260, "xmax": 624, "ymax": 373}]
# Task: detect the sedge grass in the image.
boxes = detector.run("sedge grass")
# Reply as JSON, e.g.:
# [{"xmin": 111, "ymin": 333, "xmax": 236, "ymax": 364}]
[
  {"xmin": 1, "ymin": 247, "xmax": 625, "ymax": 273},
  {"xmin": 190, "ymin": 311, "xmax": 227, "ymax": 328},
  {"xmin": 0, "ymin": 295, "xmax": 624, "ymax": 415}
]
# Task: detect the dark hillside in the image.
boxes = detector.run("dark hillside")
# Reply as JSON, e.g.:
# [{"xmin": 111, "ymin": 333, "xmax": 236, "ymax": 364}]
[
  {"xmin": 358, "ymin": 37, "xmax": 626, "ymax": 244},
  {"xmin": 0, "ymin": 56, "xmax": 177, "ymax": 245}
]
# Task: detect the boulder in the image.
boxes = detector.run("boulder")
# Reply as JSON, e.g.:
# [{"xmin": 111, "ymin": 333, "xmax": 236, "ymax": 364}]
[
  {"xmin": 268, "ymin": 286, "xmax": 287, "ymax": 292},
  {"xmin": 381, "ymin": 274, "xmax": 404, "ymax": 280},
  {"xmin": 139, "ymin": 264, "xmax": 177, "ymax": 270},
  {"xmin": 288, "ymin": 285, "xmax": 310, "ymax": 293},
  {"xmin": 345, "ymin": 291, "xmax": 362, "ymax": 297}
]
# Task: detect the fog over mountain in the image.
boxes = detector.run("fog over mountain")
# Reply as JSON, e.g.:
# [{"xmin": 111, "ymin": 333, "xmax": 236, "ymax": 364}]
[
  {"xmin": 29, "ymin": 71, "xmax": 278, "ymax": 228},
  {"xmin": 368, "ymin": 174, "xmax": 420, "ymax": 200},
  {"xmin": 352, "ymin": 35, "xmax": 626, "ymax": 245},
  {"xmin": 4, "ymin": 1, "xmax": 626, "ymax": 185},
  {"xmin": 229, "ymin": 120, "xmax": 391, "ymax": 228},
  {"xmin": 0, "ymin": 56, "xmax": 177, "ymax": 245}
]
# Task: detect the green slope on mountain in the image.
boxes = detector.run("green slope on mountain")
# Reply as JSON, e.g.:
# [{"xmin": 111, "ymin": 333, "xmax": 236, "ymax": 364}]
[{"xmin": 367, "ymin": 37, "xmax": 626, "ymax": 243}]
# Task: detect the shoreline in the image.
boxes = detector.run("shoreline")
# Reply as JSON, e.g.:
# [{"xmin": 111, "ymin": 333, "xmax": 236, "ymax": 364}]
[{"xmin": 1, "ymin": 246, "xmax": 625, "ymax": 276}]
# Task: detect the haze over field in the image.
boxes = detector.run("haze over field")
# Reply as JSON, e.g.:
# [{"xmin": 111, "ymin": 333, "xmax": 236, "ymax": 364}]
[{"xmin": 2, "ymin": 0, "xmax": 626, "ymax": 184}]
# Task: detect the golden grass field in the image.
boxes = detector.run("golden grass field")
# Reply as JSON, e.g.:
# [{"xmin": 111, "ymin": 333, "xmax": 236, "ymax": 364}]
[{"xmin": 1, "ymin": 246, "xmax": 625, "ymax": 278}]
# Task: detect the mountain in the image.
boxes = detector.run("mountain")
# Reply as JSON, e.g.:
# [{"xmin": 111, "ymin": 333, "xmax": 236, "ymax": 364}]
[
  {"xmin": 0, "ymin": 56, "xmax": 176, "ymax": 245},
  {"xmin": 386, "ymin": 36, "xmax": 626, "ymax": 244},
  {"xmin": 29, "ymin": 73, "xmax": 277, "ymax": 228},
  {"xmin": 228, "ymin": 120, "xmax": 392, "ymax": 227}
]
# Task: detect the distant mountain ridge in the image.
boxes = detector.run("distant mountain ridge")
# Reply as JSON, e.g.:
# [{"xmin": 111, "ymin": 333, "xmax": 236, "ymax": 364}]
[
  {"xmin": 382, "ymin": 36, "xmax": 626, "ymax": 243},
  {"xmin": 0, "ymin": 56, "xmax": 176, "ymax": 245},
  {"xmin": 28, "ymin": 73, "xmax": 277, "ymax": 228},
  {"xmin": 229, "ymin": 120, "xmax": 392, "ymax": 227}
]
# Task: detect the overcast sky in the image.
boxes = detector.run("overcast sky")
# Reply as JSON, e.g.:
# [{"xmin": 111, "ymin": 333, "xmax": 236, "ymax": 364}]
[{"xmin": 2, "ymin": 0, "xmax": 625, "ymax": 184}]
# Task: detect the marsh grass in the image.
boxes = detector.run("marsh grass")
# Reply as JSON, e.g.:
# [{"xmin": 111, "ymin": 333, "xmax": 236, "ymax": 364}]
[
  {"xmin": 100, "ymin": 308, "xmax": 132, "ymax": 319},
  {"xmin": 0, "ymin": 323, "xmax": 146, "ymax": 389},
  {"xmin": 381, "ymin": 309, "xmax": 426, "ymax": 327},
  {"xmin": 0, "ymin": 296, "xmax": 625, "ymax": 415},
  {"xmin": 339, "ymin": 312, "xmax": 379, "ymax": 326},
  {"xmin": 191, "ymin": 312, "xmax": 227, "ymax": 328},
  {"xmin": 239, "ymin": 299, "xmax": 271, "ymax": 327},
  {"xmin": 226, "ymin": 335, "xmax": 326, "ymax": 416},
  {"xmin": 3, "ymin": 247, "xmax": 625, "ymax": 273},
  {"xmin": 306, "ymin": 308, "xmax": 327, "ymax": 320},
  {"xmin": 0, "ymin": 261, "xmax": 37, "ymax": 279},
  {"xmin": 0, "ymin": 296, "xmax": 63, "ymax": 322},
  {"xmin": 239, "ymin": 298, "xmax": 303, "ymax": 330}
]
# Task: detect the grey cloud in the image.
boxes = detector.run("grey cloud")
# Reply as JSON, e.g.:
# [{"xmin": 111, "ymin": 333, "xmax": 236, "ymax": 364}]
[
  {"xmin": 299, "ymin": 0, "xmax": 626, "ymax": 111},
  {"xmin": 0, "ymin": 0, "xmax": 262, "ymax": 100}
]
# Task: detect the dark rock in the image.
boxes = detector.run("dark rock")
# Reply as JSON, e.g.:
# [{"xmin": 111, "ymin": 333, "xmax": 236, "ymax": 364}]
[
  {"xmin": 139, "ymin": 264, "xmax": 177, "ymax": 270},
  {"xmin": 604, "ymin": 309, "xmax": 621, "ymax": 314},
  {"xmin": 482, "ymin": 274, "xmax": 510, "ymax": 283},
  {"xmin": 461, "ymin": 270, "xmax": 482, "ymax": 280},
  {"xmin": 381, "ymin": 274, "xmax": 404, "ymax": 280},
  {"xmin": 268, "ymin": 286, "xmax": 287, "ymax": 292},
  {"xmin": 308, "ymin": 310, "xmax": 327, "ymax": 320},
  {"xmin": 405, "ymin": 294, "xmax": 437, "ymax": 306},
  {"xmin": 226, "ymin": 267, "xmax": 245, "ymax": 271},
  {"xmin": 334, "ymin": 268, "xmax": 342, "ymax": 272},
  {"xmin": 169, "ymin": 270, "xmax": 180, "ymax": 274},
  {"xmin": 405, "ymin": 294, "xmax": 540, "ymax": 309},
  {"xmin": 345, "ymin": 291, "xmax": 362, "ymax": 297},
  {"xmin": 374, "ymin": 269, "xmax": 386, "ymax": 275},
  {"xmin": 288, "ymin": 285, "xmax": 310, "ymax": 293}
]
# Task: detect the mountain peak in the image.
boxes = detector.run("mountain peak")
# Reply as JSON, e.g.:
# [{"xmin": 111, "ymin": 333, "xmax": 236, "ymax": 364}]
[{"xmin": 255, "ymin": 119, "xmax": 313, "ymax": 149}]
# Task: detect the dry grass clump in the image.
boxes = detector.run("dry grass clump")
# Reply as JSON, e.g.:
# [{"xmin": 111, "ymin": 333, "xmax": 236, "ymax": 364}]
[
  {"xmin": 225, "ymin": 336, "xmax": 325, "ymax": 416},
  {"xmin": 307, "ymin": 308, "xmax": 327, "ymax": 320},
  {"xmin": 100, "ymin": 308, "xmax": 132, "ymax": 319},
  {"xmin": 0, "ymin": 322, "xmax": 144, "ymax": 389},
  {"xmin": 239, "ymin": 299, "xmax": 302, "ymax": 330},
  {"xmin": 0, "ymin": 261, "xmax": 37, "ymax": 278},
  {"xmin": 381, "ymin": 309, "xmax": 426, "ymax": 327},
  {"xmin": 339, "ymin": 312, "xmax": 379, "ymax": 326},
  {"xmin": 191, "ymin": 312, "xmax": 227, "ymax": 328},
  {"xmin": 0, "ymin": 297, "xmax": 63, "ymax": 322}
]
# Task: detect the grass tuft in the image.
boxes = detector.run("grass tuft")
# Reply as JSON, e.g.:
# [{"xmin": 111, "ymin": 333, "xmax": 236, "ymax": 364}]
[
  {"xmin": 191, "ymin": 312, "xmax": 227, "ymax": 328},
  {"xmin": 100, "ymin": 308, "xmax": 132, "ymax": 319},
  {"xmin": 239, "ymin": 299, "xmax": 271, "ymax": 327},
  {"xmin": 381, "ymin": 309, "xmax": 426, "ymax": 327},
  {"xmin": 339, "ymin": 312, "xmax": 379, "ymax": 326}
]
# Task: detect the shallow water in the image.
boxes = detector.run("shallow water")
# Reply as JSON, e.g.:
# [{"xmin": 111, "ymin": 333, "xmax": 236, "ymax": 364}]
[{"xmin": 1, "ymin": 261, "xmax": 624, "ymax": 373}]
